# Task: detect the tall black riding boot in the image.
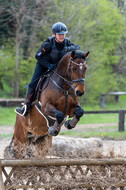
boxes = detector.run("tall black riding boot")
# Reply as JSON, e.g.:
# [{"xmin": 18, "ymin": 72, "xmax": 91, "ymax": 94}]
[{"xmin": 15, "ymin": 87, "xmax": 35, "ymax": 117}]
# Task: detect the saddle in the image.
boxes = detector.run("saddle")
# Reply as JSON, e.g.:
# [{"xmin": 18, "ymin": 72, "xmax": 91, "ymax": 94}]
[{"xmin": 27, "ymin": 69, "xmax": 53, "ymax": 107}]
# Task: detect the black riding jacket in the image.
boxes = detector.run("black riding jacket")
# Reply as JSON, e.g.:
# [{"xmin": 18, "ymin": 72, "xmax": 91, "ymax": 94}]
[{"xmin": 35, "ymin": 36, "xmax": 80, "ymax": 68}]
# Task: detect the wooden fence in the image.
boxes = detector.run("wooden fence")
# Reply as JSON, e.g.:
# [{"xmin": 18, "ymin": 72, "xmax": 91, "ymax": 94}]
[
  {"xmin": 1, "ymin": 158, "xmax": 126, "ymax": 190},
  {"xmin": 0, "ymin": 98, "xmax": 25, "ymax": 107},
  {"xmin": 85, "ymin": 110, "xmax": 126, "ymax": 132}
]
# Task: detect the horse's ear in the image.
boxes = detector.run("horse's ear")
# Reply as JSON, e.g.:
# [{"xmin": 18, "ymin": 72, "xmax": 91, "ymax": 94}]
[
  {"xmin": 83, "ymin": 51, "xmax": 90, "ymax": 58},
  {"xmin": 71, "ymin": 51, "xmax": 76, "ymax": 59}
]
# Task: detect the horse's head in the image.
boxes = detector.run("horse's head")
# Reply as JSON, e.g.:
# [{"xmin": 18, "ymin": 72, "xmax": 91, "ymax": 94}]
[{"xmin": 69, "ymin": 50, "xmax": 89, "ymax": 96}]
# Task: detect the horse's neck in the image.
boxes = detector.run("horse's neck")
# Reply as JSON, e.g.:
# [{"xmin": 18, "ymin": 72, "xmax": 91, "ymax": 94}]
[{"xmin": 56, "ymin": 55, "xmax": 70, "ymax": 78}]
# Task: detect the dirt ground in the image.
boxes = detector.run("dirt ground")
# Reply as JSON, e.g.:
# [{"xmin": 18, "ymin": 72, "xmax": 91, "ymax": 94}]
[{"xmin": 0, "ymin": 124, "xmax": 126, "ymax": 159}]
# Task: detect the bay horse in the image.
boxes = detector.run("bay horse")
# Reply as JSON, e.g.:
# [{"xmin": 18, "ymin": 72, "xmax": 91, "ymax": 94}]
[{"xmin": 8, "ymin": 50, "xmax": 89, "ymax": 158}]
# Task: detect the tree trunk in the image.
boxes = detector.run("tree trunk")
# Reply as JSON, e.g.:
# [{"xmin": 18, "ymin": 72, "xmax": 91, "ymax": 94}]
[
  {"xmin": 13, "ymin": 27, "xmax": 20, "ymax": 97},
  {"xmin": 0, "ymin": 79, "xmax": 3, "ymax": 90}
]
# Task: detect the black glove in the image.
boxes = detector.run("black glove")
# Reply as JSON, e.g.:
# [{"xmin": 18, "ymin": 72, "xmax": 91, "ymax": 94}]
[{"xmin": 64, "ymin": 45, "xmax": 80, "ymax": 52}]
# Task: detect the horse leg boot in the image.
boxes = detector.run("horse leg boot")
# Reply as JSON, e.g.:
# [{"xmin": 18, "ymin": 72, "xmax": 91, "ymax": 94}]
[
  {"xmin": 48, "ymin": 111, "xmax": 64, "ymax": 136},
  {"xmin": 15, "ymin": 87, "xmax": 35, "ymax": 117},
  {"xmin": 65, "ymin": 106, "xmax": 84, "ymax": 129}
]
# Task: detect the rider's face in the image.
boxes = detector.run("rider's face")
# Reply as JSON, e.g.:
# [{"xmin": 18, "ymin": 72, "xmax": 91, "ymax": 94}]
[{"xmin": 55, "ymin": 33, "xmax": 66, "ymax": 43}]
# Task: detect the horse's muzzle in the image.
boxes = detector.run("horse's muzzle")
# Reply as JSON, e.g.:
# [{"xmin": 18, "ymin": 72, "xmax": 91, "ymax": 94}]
[{"xmin": 76, "ymin": 90, "xmax": 84, "ymax": 97}]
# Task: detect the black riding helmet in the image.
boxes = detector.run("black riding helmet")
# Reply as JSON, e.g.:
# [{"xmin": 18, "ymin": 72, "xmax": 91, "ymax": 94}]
[{"xmin": 52, "ymin": 22, "xmax": 68, "ymax": 34}]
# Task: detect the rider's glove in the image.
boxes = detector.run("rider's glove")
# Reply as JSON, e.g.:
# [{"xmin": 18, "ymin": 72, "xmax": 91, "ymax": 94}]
[
  {"xmin": 64, "ymin": 45, "xmax": 81, "ymax": 52},
  {"xmin": 48, "ymin": 64, "xmax": 54, "ymax": 70}
]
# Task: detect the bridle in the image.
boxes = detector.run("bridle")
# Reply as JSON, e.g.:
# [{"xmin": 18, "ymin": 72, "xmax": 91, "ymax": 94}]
[
  {"xmin": 69, "ymin": 58, "xmax": 86, "ymax": 84},
  {"xmin": 50, "ymin": 57, "xmax": 86, "ymax": 95}
]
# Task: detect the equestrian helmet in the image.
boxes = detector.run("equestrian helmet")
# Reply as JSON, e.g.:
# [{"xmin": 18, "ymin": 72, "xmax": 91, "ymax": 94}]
[{"xmin": 52, "ymin": 22, "xmax": 68, "ymax": 34}]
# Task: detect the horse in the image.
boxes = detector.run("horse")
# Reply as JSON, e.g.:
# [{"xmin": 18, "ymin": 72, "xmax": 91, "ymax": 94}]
[{"xmin": 7, "ymin": 50, "xmax": 89, "ymax": 158}]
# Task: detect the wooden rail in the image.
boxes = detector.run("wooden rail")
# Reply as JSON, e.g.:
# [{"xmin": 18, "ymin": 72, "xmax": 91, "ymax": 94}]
[
  {"xmin": 85, "ymin": 110, "xmax": 126, "ymax": 131},
  {"xmin": 1, "ymin": 158, "xmax": 126, "ymax": 190},
  {"xmin": 1, "ymin": 158, "xmax": 126, "ymax": 166},
  {"xmin": 100, "ymin": 91, "xmax": 126, "ymax": 107},
  {"xmin": 0, "ymin": 98, "xmax": 25, "ymax": 107}
]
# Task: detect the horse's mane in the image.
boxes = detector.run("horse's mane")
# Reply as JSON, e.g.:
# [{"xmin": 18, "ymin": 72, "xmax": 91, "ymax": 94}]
[{"xmin": 73, "ymin": 51, "xmax": 85, "ymax": 59}]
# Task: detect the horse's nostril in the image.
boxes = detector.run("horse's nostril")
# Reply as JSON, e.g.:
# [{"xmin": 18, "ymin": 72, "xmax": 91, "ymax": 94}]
[{"xmin": 76, "ymin": 90, "xmax": 84, "ymax": 96}]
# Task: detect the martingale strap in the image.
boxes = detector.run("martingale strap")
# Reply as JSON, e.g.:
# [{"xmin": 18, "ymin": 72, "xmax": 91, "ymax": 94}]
[
  {"xmin": 64, "ymin": 94, "xmax": 68, "ymax": 115},
  {"xmin": 50, "ymin": 76, "xmax": 70, "ymax": 95},
  {"xmin": 50, "ymin": 77, "xmax": 72, "ymax": 115}
]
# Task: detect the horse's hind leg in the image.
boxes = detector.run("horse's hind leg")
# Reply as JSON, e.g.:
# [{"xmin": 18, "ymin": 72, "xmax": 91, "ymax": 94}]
[
  {"xmin": 65, "ymin": 106, "xmax": 84, "ymax": 129},
  {"xmin": 4, "ymin": 138, "xmax": 15, "ymax": 159},
  {"xmin": 29, "ymin": 135, "xmax": 52, "ymax": 158}
]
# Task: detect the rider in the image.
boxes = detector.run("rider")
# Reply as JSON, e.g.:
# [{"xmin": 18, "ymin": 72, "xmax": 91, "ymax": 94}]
[{"xmin": 15, "ymin": 22, "xmax": 80, "ymax": 117}]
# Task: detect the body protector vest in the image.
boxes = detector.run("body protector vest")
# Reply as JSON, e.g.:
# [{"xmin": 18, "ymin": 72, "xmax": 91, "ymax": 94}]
[{"xmin": 49, "ymin": 37, "xmax": 69, "ymax": 65}]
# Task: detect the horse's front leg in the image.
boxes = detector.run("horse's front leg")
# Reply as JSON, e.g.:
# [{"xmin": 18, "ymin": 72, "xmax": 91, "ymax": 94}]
[
  {"xmin": 65, "ymin": 106, "xmax": 84, "ymax": 130},
  {"xmin": 44, "ymin": 103, "xmax": 64, "ymax": 136}
]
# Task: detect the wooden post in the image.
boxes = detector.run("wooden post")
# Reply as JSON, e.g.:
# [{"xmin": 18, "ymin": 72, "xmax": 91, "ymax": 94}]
[
  {"xmin": 118, "ymin": 110, "xmax": 125, "ymax": 132},
  {"xmin": 0, "ymin": 161, "xmax": 5, "ymax": 190},
  {"xmin": 100, "ymin": 94, "xmax": 106, "ymax": 108}
]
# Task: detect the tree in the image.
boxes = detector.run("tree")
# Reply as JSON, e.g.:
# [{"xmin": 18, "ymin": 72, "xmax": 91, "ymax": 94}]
[
  {"xmin": 49, "ymin": 0, "xmax": 124, "ymax": 104},
  {"xmin": 108, "ymin": 0, "xmax": 126, "ymax": 91},
  {"xmin": 0, "ymin": 0, "xmax": 49, "ymax": 97},
  {"xmin": 0, "ymin": 48, "xmax": 15, "ymax": 96},
  {"xmin": 0, "ymin": 0, "xmax": 124, "ymax": 105}
]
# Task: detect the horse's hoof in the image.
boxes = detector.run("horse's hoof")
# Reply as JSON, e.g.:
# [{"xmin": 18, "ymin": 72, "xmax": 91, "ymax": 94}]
[
  {"xmin": 48, "ymin": 127, "xmax": 59, "ymax": 136},
  {"xmin": 64, "ymin": 120, "xmax": 73, "ymax": 130}
]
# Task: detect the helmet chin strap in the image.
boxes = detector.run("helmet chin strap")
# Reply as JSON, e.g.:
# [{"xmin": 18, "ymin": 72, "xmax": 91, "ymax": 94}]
[{"xmin": 54, "ymin": 35, "xmax": 65, "ymax": 43}]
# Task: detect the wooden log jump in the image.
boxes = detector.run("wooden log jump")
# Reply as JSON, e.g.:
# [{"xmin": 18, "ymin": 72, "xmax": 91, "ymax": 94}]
[{"xmin": 1, "ymin": 158, "xmax": 126, "ymax": 190}]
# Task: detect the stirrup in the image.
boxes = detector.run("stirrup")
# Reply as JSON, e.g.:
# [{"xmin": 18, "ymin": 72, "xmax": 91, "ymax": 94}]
[{"xmin": 15, "ymin": 104, "xmax": 28, "ymax": 117}]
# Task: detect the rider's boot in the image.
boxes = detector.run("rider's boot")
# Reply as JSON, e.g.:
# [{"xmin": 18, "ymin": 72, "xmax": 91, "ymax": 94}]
[{"xmin": 15, "ymin": 87, "xmax": 35, "ymax": 117}]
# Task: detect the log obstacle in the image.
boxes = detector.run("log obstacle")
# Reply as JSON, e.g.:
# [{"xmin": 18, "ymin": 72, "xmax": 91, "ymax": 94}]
[{"xmin": 1, "ymin": 158, "xmax": 126, "ymax": 189}]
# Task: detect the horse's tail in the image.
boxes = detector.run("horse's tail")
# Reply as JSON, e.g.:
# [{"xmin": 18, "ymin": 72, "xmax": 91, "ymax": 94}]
[{"xmin": 9, "ymin": 134, "xmax": 14, "ymax": 147}]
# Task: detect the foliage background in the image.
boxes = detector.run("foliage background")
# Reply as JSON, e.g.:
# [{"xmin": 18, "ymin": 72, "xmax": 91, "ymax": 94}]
[{"xmin": 0, "ymin": 0, "xmax": 126, "ymax": 105}]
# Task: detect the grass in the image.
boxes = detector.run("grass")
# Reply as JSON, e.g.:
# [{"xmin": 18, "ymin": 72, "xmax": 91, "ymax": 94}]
[
  {"xmin": 60, "ymin": 130, "xmax": 126, "ymax": 140},
  {"xmin": 0, "ymin": 96, "xmax": 126, "ymax": 139},
  {"xmin": 0, "ymin": 134, "xmax": 13, "ymax": 138},
  {"xmin": 0, "ymin": 107, "xmax": 16, "ymax": 126},
  {"xmin": 79, "ymin": 113, "xmax": 118, "ymax": 124}
]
